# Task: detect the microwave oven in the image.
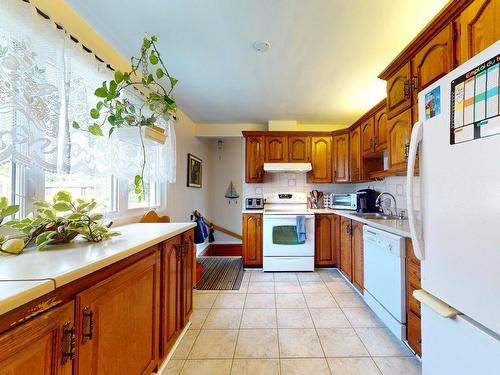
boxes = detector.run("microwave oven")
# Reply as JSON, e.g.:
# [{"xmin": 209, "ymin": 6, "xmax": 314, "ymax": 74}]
[{"xmin": 330, "ymin": 193, "xmax": 357, "ymax": 210}]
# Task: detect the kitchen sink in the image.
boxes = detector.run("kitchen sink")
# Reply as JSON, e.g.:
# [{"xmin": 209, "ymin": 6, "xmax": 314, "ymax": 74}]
[{"xmin": 351, "ymin": 212, "xmax": 404, "ymax": 220}]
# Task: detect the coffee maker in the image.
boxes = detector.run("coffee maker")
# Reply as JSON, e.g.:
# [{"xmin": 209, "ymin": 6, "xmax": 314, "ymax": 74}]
[{"xmin": 356, "ymin": 188, "xmax": 378, "ymax": 213}]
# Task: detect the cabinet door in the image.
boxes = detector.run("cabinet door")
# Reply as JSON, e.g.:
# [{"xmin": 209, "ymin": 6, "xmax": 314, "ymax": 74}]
[
  {"xmin": 351, "ymin": 221, "xmax": 364, "ymax": 294},
  {"xmin": 333, "ymin": 133, "xmax": 349, "ymax": 183},
  {"xmin": 340, "ymin": 217, "xmax": 353, "ymax": 281},
  {"xmin": 76, "ymin": 252, "xmax": 160, "ymax": 375},
  {"xmin": 349, "ymin": 126, "xmax": 362, "ymax": 182},
  {"xmin": 265, "ymin": 135, "xmax": 288, "ymax": 163},
  {"xmin": 406, "ymin": 238, "xmax": 422, "ymax": 356},
  {"xmin": 459, "ymin": 0, "xmax": 500, "ymax": 64},
  {"xmin": 314, "ymin": 214, "xmax": 335, "ymax": 266},
  {"xmin": 0, "ymin": 302, "xmax": 74, "ymax": 375},
  {"xmin": 388, "ymin": 108, "xmax": 412, "ymax": 172},
  {"xmin": 182, "ymin": 229, "xmax": 195, "ymax": 322},
  {"xmin": 245, "ymin": 136, "xmax": 264, "ymax": 183},
  {"xmin": 386, "ymin": 62, "xmax": 411, "ymax": 119},
  {"xmin": 161, "ymin": 236, "xmax": 182, "ymax": 358},
  {"xmin": 288, "ymin": 136, "xmax": 310, "ymax": 162},
  {"xmin": 242, "ymin": 213, "xmax": 262, "ymax": 266},
  {"xmin": 374, "ymin": 107, "xmax": 388, "ymax": 152},
  {"xmin": 307, "ymin": 136, "xmax": 333, "ymax": 183},
  {"xmin": 412, "ymin": 24, "xmax": 453, "ymax": 98},
  {"xmin": 361, "ymin": 117, "xmax": 375, "ymax": 155}
]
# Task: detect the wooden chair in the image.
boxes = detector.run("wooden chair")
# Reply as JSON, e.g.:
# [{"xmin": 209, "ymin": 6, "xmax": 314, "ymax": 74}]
[{"xmin": 139, "ymin": 210, "xmax": 170, "ymax": 223}]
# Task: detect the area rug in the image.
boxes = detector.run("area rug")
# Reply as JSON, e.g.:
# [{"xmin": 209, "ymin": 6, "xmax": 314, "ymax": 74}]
[{"xmin": 195, "ymin": 256, "xmax": 244, "ymax": 290}]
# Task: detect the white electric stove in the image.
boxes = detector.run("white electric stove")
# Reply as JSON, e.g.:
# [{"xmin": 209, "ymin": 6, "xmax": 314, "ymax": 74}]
[{"xmin": 262, "ymin": 193, "xmax": 315, "ymax": 272}]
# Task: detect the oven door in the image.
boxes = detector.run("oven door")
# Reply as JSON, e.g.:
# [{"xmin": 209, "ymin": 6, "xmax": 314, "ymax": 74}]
[{"xmin": 263, "ymin": 214, "xmax": 315, "ymax": 257}]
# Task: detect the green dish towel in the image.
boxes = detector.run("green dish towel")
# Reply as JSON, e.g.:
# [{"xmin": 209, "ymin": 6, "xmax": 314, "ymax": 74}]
[{"xmin": 272, "ymin": 225, "xmax": 305, "ymax": 245}]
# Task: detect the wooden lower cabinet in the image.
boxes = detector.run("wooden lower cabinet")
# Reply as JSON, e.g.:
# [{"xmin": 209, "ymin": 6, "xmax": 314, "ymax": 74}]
[
  {"xmin": 314, "ymin": 214, "xmax": 340, "ymax": 267},
  {"xmin": 75, "ymin": 251, "xmax": 161, "ymax": 375},
  {"xmin": 242, "ymin": 213, "xmax": 263, "ymax": 267},
  {"xmin": 406, "ymin": 238, "xmax": 422, "ymax": 356},
  {"xmin": 340, "ymin": 217, "xmax": 353, "ymax": 281},
  {"xmin": 351, "ymin": 221, "xmax": 364, "ymax": 293},
  {"xmin": 0, "ymin": 301, "xmax": 74, "ymax": 375},
  {"xmin": 182, "ymin": 230, "xmax": 195, "ymax": 322}
]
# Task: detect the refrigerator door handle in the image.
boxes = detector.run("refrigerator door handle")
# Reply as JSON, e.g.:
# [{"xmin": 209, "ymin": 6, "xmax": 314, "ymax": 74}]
[
  {"xmin": 413, "ymin": 289, "xmax": 461, "ymax": 318},
  {"xmin": 406, "ymin": 121, "xmax": 424, "ymax": 260}
]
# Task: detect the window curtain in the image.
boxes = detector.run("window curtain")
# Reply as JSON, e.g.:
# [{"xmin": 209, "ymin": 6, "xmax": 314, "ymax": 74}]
[{"xmin": 0, "ymin": 0, "xmax": 176, "ymax": 183}]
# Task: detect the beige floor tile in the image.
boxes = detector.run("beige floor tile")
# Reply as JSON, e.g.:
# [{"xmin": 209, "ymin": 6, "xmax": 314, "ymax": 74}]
[
  {"xmin": 189, "ymin": 330, "xmax": 238, "ymax": 359},
  {"xmin": 213, "ymin": 294, "xmax": 246, "ymax": 309},
  {"xmin": 343, "ymin": 307, "xmax": 383, "ymax": 328},
  {"xmin": 203, "ymin": 309, "xmax": 243, "ymax": 329},
  {"xmin": 355, "ymin": 328, "xmax": 412, "ymax": 357},
  {"xmin": 373, "ymin": 357, "xmax": 422, "ymax": 375},
  {"xmin": 325, "ymin": 279, "xmax": 355, "ymax": 294},
  {"xmin": 172, "ymin": 330, "xmax": 200, "ymax": 359},
  {"xmin": 317, "ymin": 328, "xmax": 369, "ymax": 357},
  {"xmin": 300, "ymin": 282, "xmax": 329, "ymax": 294},
  {"xmin": 277, "ymin": 308, "xmax": 314, "ymax": 328},
  {"xmin": 247, "ymin": 282, "xmax": 275, "ymax": 293},
  {"xmin": 250, "ymin": 272, "xmax": 274, "ymax": 282},
  {"xmin": 297, "ymin": 272, "xmax": 322, "ymax": 282},
  {"xmin": 275, "ymin": 281, "xmax": 302, "ymax": 294},
  {"xmin": 304, "ymin": 293, "xmax": 339, "ymax": 308},
  {"xmin": 181, "ymin": 359, "xmax": 232, "ymax": 375},
  {"xmin": 318, "ymin": 270, "xmax": 343, "ymax": 281},
  {"xmin": 234, "ymin": 329, "xmax": 279, "ymax": 358},
  {"xmin": 276, "ymin": 293, "xmax": 307, "ymax": 308},
  {"xmin": 333, "ymin": 292, "xmax": 366, "ymax": 308},
  {"xmin": 280, "ymin": 358, "xmax": 331, "ymax": 375},
  {"xmin": 163, "ymin": 359, "xmax": 185, "ymax": 375},
  {"xmin": 278, "ymin": 329, "xmax": 324, "ymax": 358},
  {"xmin": 230, "ymin": 359, "xmax": 279, "ymax": 375},
  {"xmin": 244, "ymin": 293, "xmax": 275, "ymax": 308},
  {"xmin": 194, "ymin": 289, "xmax": 220, "ymax": 294},
  {"xmin": 193, "ymin": 293, "xmax": 217, "ymax": 309},
  {"xmin": 273, "ymin": 272, "xmax": 298, "ymax": 282},
  {"xmin": 189, "ymin": 309, "xmax": 210, "ymax": 329},
  {"xmin": 219, "ymin": 284, "xmax": 248, "ymax": 294},
  {"xmin": 327, "ymin": 358, "xmax": 382, "ymax": 375},
  {"xmin": 241, "ymin": 309, "xmax": 277, "ymax": 329},
  {"xmin": 309, "ymin": 308, "xmax": 351, "ymax": 328}
]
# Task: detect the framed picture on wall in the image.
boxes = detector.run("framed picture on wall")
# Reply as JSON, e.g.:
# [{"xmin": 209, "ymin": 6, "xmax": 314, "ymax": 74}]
[{"xmin": 187, "ymin": 153, "xmax": 202, "ymax": 188}]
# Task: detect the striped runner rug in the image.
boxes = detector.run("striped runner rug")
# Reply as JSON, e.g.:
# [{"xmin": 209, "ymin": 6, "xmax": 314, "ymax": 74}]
[{"xmin": 196, "ymin": 256, "xmax": 244, "ymax": 290}]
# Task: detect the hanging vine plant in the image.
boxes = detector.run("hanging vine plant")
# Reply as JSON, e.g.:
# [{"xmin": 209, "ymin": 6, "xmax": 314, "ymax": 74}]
[{"xmin": 72, "ymin": 35, "xmax": 177, "ymax": 197}]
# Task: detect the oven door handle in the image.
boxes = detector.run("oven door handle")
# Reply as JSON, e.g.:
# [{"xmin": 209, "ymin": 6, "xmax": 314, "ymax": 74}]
[{"xmin": 263, "ymin": 215, "xmax": 315, "ymax": 219}]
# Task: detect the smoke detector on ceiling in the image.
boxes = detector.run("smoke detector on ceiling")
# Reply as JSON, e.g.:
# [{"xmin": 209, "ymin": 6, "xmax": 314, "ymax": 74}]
[{"xmin": 253, "ymin": 40, "xmax": 271, "ymax": 53}]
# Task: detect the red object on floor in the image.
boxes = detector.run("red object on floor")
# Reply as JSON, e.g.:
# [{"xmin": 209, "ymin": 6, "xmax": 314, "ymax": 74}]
[{"xmin": 196, "ymin": 262, "xmax": 203, "ymax": 284}]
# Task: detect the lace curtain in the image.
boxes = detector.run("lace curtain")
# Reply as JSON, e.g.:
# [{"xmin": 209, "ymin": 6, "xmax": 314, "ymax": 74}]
[{"xmin": 0, "ymin": 0, "xmax": 176, "ymax": 183}]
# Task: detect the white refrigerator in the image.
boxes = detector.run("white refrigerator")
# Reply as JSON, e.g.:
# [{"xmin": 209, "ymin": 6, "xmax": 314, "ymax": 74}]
[{"xmin": 407, "ymin": 41, "xmax": 500, "ymax": 375}]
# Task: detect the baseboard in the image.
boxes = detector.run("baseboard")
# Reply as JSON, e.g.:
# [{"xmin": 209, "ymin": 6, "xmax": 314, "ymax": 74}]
[
  {"xmin": 201, "ymin": 243, "xmax": 242, "ymax": 257},
  {"xmin": 155, "ymin": 321, "xmax": 192, "ymax": 374}
]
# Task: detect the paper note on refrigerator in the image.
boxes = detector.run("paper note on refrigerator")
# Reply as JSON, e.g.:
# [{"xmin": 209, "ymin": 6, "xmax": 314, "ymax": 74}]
[{"xmin": 450, "ymin": 54, "xmax": 500, "ymax": 144}]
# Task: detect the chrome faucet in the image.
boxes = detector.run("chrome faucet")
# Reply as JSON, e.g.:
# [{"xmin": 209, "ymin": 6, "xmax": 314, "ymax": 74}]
[{"xmin": 375, "ymin": 192, "xmax": 398, "ymax": 216}]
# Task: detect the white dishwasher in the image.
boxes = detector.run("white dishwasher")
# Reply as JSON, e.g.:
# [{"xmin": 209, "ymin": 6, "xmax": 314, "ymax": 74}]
[{"xmin": 363, "ymin": 226, "xmax": 406, "ymax": 340}]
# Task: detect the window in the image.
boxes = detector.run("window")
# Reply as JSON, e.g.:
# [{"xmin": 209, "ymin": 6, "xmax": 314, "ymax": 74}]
[{"xmin": 127, "ymin": 180, "xmax": 160, "ymax": 209}]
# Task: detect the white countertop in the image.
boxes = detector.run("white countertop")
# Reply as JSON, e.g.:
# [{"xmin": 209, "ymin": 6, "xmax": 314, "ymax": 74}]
[
  {"xmin": 0, "ymin": 222, "xmax": 195, "ymax": 315},
  {"xmin": 242, "ymin": 209, "xmax": 264, "ymax": 214}
]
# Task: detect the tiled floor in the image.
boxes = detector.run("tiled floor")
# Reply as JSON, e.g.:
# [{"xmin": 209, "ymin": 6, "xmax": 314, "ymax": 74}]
[{"xmin": 163, "ymin": 269, "xmax": 421, "ymax": 375}]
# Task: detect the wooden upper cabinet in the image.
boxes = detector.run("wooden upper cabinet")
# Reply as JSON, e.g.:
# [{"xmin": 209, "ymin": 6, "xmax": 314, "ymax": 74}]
[
  {"xmin": 333, "ymin": 133, "xmax": 349, "ymax": 183},
  {"xmin": 265, "ymin": 135, "xmax": 288, "ymax": 163},
  {"xmin": 340, "ymin": 217, "xmax": 353, "ymax": 281},
  {"xmin": 411, "ymin": 24, "xmax": 453, "ymax": 98},
  {"xmin": 459, "ymin": 0, "xmax": 500, "ymax": 64},
  {"xmin": 314, "ymin": 214, "xmax": 336, "ymax": 266},
  {"xmin": 0, "ymin": 302, "xmax": 74, "ymax": 375},
  {"xmin": 388, "ymin": 108, "xmax": 412, "ymax": 172},
  {"xmin": 76, "ymin": 252, "xmax": 160, "ymax": 375},
  {"xmin": 374, "ymin": 107, "xmax": 388, "ymax": 152},
  {"xmin": 242, "ymin": 213, "xmax": 262, "ymax": 267},
  {"xmin": 245, "ymin": 136, "xmax": 264, "ymax": 183},
  {"xmin": 351, "ymin": 221, "xmax": 364, "ymax": 294},
  {"xmin": 307, "ymin": 136, "xmax": 333, "ymax": 183},
  {"xmin": 288, "ymin": 136, "xmax": 310, "ymax": 162},
  {"xmin": 349, "ymin": 126, "xmax": 362, "ymax": 182},
  {"xmin": 361, "ymin": 117, "xmax": 375, "ymax": 155},
  {"xmin": 386, "ymin": 62, "xmax": 411, "ymax": 119}
]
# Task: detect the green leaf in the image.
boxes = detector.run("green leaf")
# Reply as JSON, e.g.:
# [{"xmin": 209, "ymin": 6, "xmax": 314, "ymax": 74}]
[
  {"xmin": 109, "ymin": 80, "xmax": 117, "ymax": 94},
  {"xmin": 143, "ymin": 38, "xmax": 151, "ymax": 49},
  {"xmin": 0, "ymin": 197, "xmax": 8, "ymax": 210},
  {"xmin": 156, "ymin": 68, "xmax": 164, "ymax": 79},
  {"xmin": 107, "ymin": 115, "xmax": 116, "ymax": 126},
  {"xmin": 95, "ymin": 82, "xmax": 108, "ymax": 98},
  {"xmin": 151, "ymin": 35, "xmax": 158, "ymax": 42},
  {"xmin": 52, "ymin": 201, "xmax": 73, "ymax": 211},
  {"xmin": 90, "ymin": 213, "xmax": 104, "ymax": 221},
  {"xmin": 169, "ymin": 76, "xmax": 178, "ymax": 88},
  {"xmin": 149, "ymin": 51, "xmax": 158, "ymax": 65},
  {"xmin": 33, "ymin": 200, "xmax": 50, "ymax": 207},
  {"xmin": 87, "ymin": 201, "xmax": 98, "ymax": 211},
  {"xmin": 88, "ymin": 124, "xmax": 104, "ymax": 136},
  {"xmin": 123, "ymin": 72, "xmax": 130, "ymax": 81},
  {"xmin": 114, "ymin": 71, "xmax": 124, "ymax": 84},
  {"xmin": 90, "ymin": 108, "xmax": 100, "ymax": 119},
  {"xmin": 96, "ymin": 101, "xmax": 104, "ymax": 110},
  {"xmin": 54, "ymin": 191, "xmax": 72, "ymax": 202},
  {"xmin": 108, "ymin": 127, "xmax": 115, "ymax": 137},
  {"xmin": 72, "ymin": 121, "xmax": 80, "ymax": 129},
  {"xmin": 1, "ymin": 205, "xmax": 19, "ymax": 217}
]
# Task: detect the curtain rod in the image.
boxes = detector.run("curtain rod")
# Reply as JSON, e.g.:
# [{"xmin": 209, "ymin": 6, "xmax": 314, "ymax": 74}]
[{"xmin": 21, "ymin": 0, "xmax": 114, "ymax": 71}]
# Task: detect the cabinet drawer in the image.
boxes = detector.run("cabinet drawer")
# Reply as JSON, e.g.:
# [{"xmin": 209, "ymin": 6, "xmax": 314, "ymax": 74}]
[
  {"xmin": 407, "ymin": 282, "xmax": 421, "ymax": 317},
  {"xmin": 407, "ymin": 310, "xmax": 422, "ymax": 356}
]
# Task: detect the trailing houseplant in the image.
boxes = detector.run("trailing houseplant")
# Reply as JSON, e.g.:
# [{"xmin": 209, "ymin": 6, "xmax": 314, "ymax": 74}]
[
  {"xmin": 71, "ymin": 35, "xmax": 178, "ymax": 198},
  {"xmin": 0, "ymin": 197, "xmax": 22, "ymax": 255},
  {"xmin": 1, "ymin": 191, "xmax": 119, "ymax": 255}
]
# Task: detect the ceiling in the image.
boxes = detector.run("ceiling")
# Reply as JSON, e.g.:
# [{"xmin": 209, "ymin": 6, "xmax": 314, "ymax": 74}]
[{"xmin": 66, "ymin": 0, "xmax": 448, "ymax": 125}]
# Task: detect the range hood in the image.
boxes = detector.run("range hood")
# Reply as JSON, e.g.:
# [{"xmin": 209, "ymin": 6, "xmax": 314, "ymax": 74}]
[{"xmin": 263, "ymin": 163, "xmax": 312, "ymax": 173}]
